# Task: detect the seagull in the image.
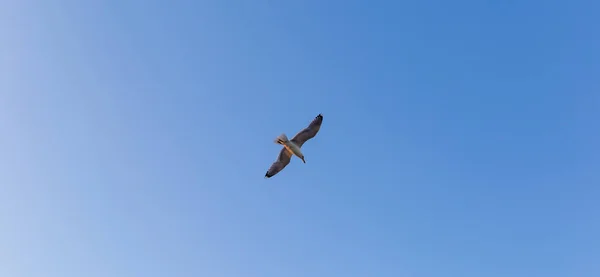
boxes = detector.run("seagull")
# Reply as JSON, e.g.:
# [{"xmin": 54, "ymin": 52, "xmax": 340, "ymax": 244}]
[{"xmin": 265, "ymin": 113, "xmax": 323, "ymax": 178}]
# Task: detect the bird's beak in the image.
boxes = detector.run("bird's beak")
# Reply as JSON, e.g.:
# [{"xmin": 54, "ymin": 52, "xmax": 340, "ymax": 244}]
[{"xmin": 301, "ymin": 157, "xmax": 306, "ymax": 163}]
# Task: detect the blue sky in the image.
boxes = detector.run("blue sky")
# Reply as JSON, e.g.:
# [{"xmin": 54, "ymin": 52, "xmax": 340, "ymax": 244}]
[{"xmin": 1, "ymin": 1, "xmax": 598, "ymax": 276}]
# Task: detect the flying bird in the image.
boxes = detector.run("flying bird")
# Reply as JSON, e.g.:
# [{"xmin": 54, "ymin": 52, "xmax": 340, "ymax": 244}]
[{"xmin": 265, "ymin": 113, "xmax": 323, "ymax": 178}]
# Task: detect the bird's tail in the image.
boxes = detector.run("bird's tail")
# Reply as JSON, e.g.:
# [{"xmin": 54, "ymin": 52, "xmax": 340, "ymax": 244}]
[{"xmin": 274, "ymin": 133, "xmax": 289, "ymax": 145}]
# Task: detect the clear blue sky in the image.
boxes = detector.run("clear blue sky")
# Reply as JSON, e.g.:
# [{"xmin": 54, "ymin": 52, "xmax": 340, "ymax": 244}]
[{"xmin": 1, "ymin": 1, "xmax": 598, "ymax": 276}]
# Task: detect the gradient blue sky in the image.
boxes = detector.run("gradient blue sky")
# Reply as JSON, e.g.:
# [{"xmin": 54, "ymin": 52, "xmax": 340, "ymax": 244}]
[{"xmin": 1, "ymin": 1, "xmax": 599, "ymax": 276}]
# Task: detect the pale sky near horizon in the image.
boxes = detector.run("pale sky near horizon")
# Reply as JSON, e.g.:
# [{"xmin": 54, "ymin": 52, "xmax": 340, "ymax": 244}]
[{"xmin": 1, "ymin": 1, "xmax": 599, "ymax": 276}]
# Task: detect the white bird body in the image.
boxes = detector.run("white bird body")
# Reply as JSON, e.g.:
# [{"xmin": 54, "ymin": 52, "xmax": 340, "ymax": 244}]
[
  {"xmin": 285, "ymin": 142, "xmax": 304, "ymax": 159},
  {"xmin": 265, "ymin": 114, "xmax": 323, "ymax": 178},
  {"xmin": 275, "ymin": 133, "xmax": 305, "ymax": 162}
]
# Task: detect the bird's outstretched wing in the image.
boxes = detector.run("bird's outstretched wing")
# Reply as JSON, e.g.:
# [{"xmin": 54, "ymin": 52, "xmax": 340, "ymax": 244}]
[
  {"xmin": 265, "ymin": 147, "xmax": 293, "ymax": 178},
  {"xmin": 291, "ymin": 114, "xmax": 323, "ymax": 147}
]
